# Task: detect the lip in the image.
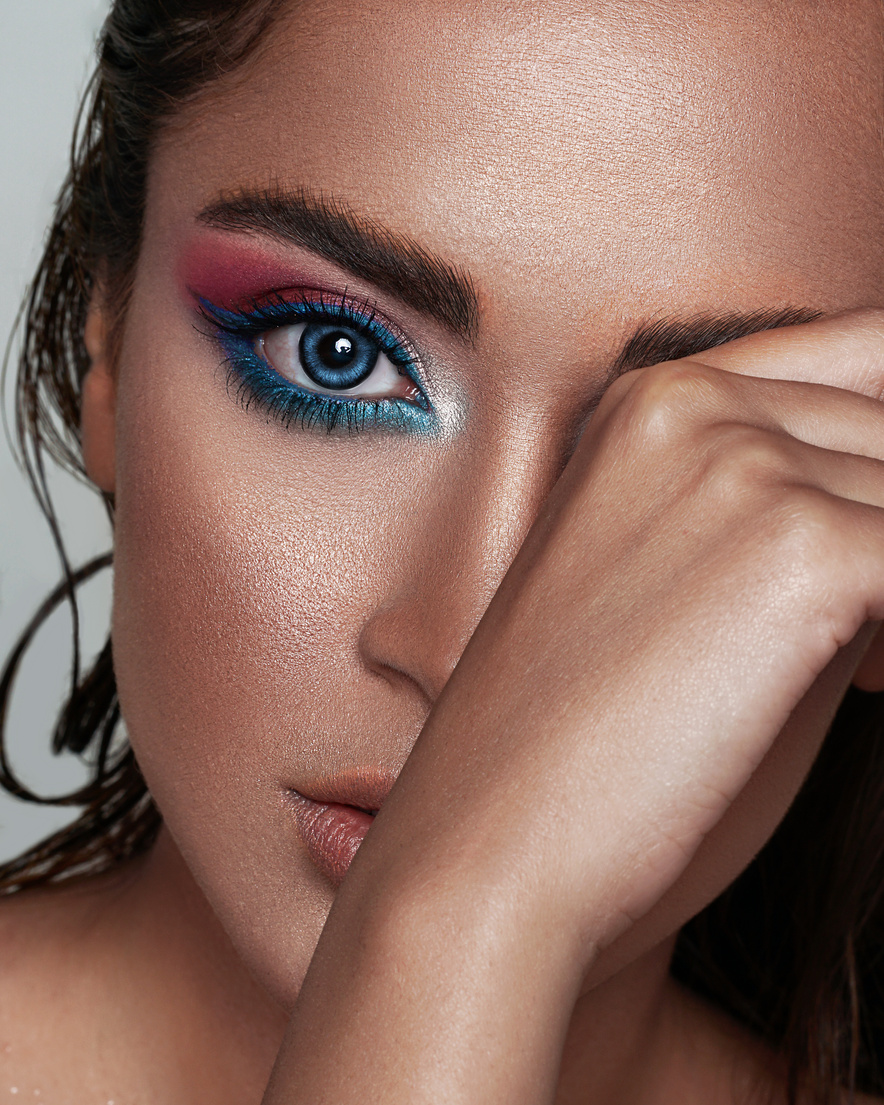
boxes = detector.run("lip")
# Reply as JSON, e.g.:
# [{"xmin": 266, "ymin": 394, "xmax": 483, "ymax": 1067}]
[{"xmin": 286, "ymin": 768, "xmax": 396, "ymax": 887}]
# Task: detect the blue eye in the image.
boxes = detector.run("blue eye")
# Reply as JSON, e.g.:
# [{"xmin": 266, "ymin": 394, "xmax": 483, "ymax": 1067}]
[
  {"xmin": 299, "ymin": 324, "xmax": 377, "ymax": 389},
  {"xmin": 198, "ymin": 292, "xmax": 434, "ymax": 435},
  {"xmin": 257, "ymin": 318, "xmax": 410, "ymax": 403}
]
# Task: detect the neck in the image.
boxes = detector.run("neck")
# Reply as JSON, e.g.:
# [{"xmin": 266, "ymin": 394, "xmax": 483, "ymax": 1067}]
[
  {"xmin": 556, "ymin": 946, "xmax": 780, "ymax": 1105},
  {"xmin": 107, "ymin": 830, "xmax": 775, "ymax": 1105},
  {"xmin": 97, "ymin": 827, "xmax": 288, "ymax": 1100}
]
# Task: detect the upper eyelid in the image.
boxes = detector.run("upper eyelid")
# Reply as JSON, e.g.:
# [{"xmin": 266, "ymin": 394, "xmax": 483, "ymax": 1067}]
[{"xmin": 195, "ymin": 289, "xmax": 419, "ymax": 366}]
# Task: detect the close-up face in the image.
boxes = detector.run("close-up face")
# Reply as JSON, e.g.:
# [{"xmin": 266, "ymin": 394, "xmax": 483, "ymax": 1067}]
[{"xmin": 90, "ymin": 0, "xmax": 884, "ymax": 1008}]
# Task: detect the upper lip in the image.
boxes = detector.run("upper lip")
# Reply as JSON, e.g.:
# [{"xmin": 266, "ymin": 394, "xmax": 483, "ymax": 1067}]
[{"xmin": 288, "ymin": 767, "xmax": 398, "ymax": 816}]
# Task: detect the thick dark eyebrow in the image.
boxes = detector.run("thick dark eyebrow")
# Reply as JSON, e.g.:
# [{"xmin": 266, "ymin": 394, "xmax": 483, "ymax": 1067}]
[
  {"xmin": 566, "ymin": 306, "xmax": 824, "ymax": 427},
  {"xmin": 198, "ymin": 187, "xmax": 479, "ymax": 342},
  {"xmin": 196, "ymin": 191, "xmax": 821, "ymax": 371},
  {"xmin": 611, "ymin": 306, "xmax": 824, "ymax": 377}
]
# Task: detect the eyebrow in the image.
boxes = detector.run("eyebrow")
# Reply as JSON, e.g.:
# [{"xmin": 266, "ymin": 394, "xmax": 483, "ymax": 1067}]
[
  {"xmin": 197, "ymin": 187, "xmax": 479, "ymax": 341},
  {"xmin": 610, "ymin": 306, "xmax": 824, "ymax": 377},
  {"xmin": 568, "ymin": 306, "xmax": 824, "ymax": 426}
]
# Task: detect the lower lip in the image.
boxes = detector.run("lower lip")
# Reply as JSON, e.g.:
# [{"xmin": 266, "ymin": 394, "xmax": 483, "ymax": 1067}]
[{"xmin": 289, "ymin": 794, "xmax": 375, "ymax": 887}]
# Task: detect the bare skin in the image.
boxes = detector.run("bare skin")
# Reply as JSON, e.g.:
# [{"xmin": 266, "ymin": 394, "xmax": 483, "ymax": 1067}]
[{"xmin": 2, "ymin": 1, "xmax": 884, "ymax": 1102}]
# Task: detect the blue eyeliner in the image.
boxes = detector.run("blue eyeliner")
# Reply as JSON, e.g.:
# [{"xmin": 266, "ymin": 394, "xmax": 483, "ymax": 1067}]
[{"xmin": 197, "ymin": 292, "xmax": 436, "ymax": 435}]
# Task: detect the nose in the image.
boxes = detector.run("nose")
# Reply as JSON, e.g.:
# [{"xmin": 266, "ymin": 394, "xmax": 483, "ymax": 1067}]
[{"xmin": 357, "ymin": 421, "xmax": 563, "ymax": 707}]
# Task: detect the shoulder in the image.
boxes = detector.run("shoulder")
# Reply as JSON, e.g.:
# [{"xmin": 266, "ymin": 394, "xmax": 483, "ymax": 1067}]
[
  {"xmin": 0, "ymin": 868, "xmax": 124, "ymax": 972},
  {"xmin": 0, "ymin": 869, "xmax": 137, "ymax": 1091},
  {"xmin": 0, "ymin": 874, "xmax": 109, "ymax": 1015}
]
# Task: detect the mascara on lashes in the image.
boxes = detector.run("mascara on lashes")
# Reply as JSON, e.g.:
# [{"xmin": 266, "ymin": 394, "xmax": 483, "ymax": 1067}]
[{"xmin": 197, "ymin": 292, "xmax": 436, "ymax": 436}]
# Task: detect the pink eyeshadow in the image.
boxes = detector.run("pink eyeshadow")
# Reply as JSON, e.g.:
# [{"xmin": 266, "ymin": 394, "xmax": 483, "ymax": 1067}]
[{"xmin": 178, "ymin": 234, "xmax": 329, "ymax": 308}]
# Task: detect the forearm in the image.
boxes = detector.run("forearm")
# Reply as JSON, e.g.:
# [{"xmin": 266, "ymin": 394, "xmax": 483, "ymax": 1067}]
[{"xmin": 263, "ymin": 849, "xmax": 585, "ymax": 1105}]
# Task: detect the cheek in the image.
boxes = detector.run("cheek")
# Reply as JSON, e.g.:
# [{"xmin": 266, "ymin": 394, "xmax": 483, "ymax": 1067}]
[
  {"xmin": 111, "ymin": 383, "xmax": 372, "ymax": 786},
  {"xmin": 109, "ymin": 304, "xmax": 423, "ymax": 782},
  {"xmin": 106, "ymin": 311, "xmax": 439, "ymax": 1000}
]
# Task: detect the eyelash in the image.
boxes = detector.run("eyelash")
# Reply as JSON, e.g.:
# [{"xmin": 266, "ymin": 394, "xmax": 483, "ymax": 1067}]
[{"xmin": 198, "ymin": 291, "xmax": 434, "ymax": 435}]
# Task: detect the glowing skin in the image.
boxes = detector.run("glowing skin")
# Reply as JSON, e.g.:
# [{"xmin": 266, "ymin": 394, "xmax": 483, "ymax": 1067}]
[{"xmin": 1, "ymin": 1, "xmax": 884, "ymax": 1103}]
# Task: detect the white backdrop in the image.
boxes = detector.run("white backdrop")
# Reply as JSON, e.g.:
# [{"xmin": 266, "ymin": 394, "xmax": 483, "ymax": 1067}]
[{"xmin": 0, "ymin": 0, "xmax": 114, "ymax": 861}]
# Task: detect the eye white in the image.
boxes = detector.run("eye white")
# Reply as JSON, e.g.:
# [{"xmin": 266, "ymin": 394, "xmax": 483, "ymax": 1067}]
[{"xmin": 259, "ymin": 323, "xmax": 407, "ymax": 399}]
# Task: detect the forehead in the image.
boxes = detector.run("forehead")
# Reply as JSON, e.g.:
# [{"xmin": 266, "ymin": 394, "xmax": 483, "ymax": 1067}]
[{"xmin": 151, "ymin": 0, "xmax": 883, "ymax": 330}]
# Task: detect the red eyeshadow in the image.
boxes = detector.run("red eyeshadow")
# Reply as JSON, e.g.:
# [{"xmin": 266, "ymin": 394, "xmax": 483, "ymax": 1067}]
[{"xmin": 178, "ymin": 234, "xmax": 333, "ymax": 308}]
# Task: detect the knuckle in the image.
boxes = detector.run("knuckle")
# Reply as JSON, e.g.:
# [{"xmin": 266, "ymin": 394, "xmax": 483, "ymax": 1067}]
[
  {"xmin": 755, "ymin": 488, "xmax": 872, "ymax": 651},
  {"xmin": 765, "ymin": 485, "xmax": 843, "ymax": 567},
  {"xmin": 700, "ymin": 424, "xmax": 793, "ymax": 502},
  {"xmin": 698, "ymin": 429, "xmax": 846, "ymax": 569},
  {"xmin": 612, "ymin": 359, "xmax": 718, "ymax": 447},
  {"xmin": 596, "ymin": 369, "xmax": 636, "ymax": 411}
]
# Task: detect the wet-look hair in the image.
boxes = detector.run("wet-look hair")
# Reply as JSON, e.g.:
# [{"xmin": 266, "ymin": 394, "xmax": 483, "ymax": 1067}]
[
  {"xmin": 1, "ymin": 1, "xmax": 283, "ymax": 883},
  {"xmin": 2, "ymin": 3, "xmax": 883, "ymax": 1103}
]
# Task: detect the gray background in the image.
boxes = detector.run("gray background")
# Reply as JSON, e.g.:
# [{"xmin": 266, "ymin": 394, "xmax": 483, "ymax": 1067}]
[{"xmin": 0, "ymin": 0, "xmax": 114, "ymax": 862}]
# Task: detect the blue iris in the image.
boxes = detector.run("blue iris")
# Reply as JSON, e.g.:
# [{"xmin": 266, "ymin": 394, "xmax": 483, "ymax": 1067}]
[{"xmin": 299, "ymin": 323, "xmax": 379, "ymax": 390}]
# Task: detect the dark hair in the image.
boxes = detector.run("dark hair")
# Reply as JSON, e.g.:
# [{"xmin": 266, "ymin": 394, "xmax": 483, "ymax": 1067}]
[
  {"xmin": 0, "ymin": 0, "xmax": 284, "ymax": 882},
  {"xmin": 2, "ymin": 4, "xmax": 883, "ymax": 1103}
]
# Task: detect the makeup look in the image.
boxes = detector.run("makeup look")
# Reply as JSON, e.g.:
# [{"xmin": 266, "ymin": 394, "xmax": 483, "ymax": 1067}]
[{"xmin": 70, "ymin": 0, "xmax": 884, "ymax": 1088}]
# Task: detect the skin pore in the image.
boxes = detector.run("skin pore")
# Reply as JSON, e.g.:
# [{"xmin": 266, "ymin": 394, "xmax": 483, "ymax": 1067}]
[{"xmin": 2, "ymin": 0, "xmax": 884, "ymax": 1102}]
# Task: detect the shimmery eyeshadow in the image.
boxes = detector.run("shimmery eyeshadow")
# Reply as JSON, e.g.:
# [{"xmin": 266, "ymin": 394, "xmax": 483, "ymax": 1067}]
[
  {"xmin": 181, "ymin": 230, "xmax": 440, "ymax": 437},
  {"xmin": 178, "ymin": 235, "xmax": 319, "ymax": 308}
]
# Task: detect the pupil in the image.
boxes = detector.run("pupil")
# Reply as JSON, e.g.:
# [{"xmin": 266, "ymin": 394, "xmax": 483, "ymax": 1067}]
[{"xmin": 320, "ymin": 332, "xmax": 355, "ymax": 367}]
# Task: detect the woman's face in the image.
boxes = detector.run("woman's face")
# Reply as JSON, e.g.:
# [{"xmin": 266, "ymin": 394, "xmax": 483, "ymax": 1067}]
[{"xmin": 90, "ymin": 0, "xmax": 884, "ymax": 1007}]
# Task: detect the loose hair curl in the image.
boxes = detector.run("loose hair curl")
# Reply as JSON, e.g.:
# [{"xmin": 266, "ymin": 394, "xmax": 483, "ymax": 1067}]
[
  {"xmin": 2, "ymin": 5, "xmax": 883, "ymax": 1104},
  {"xmin": 0, "ymin": 0, "xmax": 284, "ymax": 887}
]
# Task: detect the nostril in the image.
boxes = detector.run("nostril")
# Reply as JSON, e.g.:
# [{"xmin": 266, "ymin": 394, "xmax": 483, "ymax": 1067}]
[
  {"xmin": 357, "ymin": 608, "xmax": 443, "ymax": 708},
  {"xmin": 357, "ymin": 589, "xmax": 480, "ymax": 709},
  {"xmin": 362, "ymin": 651, "xmax": 436, "ymax": 709}
]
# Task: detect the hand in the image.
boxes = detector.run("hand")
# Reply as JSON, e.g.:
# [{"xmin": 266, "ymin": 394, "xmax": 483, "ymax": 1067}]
[{"xmin": 266, "ymin": 308, "xmax": 884, "ymax": 1105}]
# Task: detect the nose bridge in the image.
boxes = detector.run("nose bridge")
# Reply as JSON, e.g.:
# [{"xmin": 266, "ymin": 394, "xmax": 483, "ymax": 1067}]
[{"xmin": 357, "ymin": 422, "xmax": 560, "ymax": 705}]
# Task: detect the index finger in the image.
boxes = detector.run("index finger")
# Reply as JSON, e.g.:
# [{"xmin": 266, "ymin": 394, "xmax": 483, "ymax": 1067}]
[{"xmin": 690, "ymin": 307, "xmax": 884, "ymax": 399}]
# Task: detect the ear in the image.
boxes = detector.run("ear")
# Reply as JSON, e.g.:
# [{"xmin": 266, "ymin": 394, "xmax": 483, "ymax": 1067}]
[
  {"xmin": 81, "ymin": 289, "xmax": 116, "ymax": 494},
  {"xmin": 852, "ymin": 622, "xmax": 884, "ymax": 692}
]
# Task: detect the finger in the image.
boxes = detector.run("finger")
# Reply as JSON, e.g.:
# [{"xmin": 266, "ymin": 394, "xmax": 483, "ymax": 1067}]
[
  {"xmin": 699, "ymin": 369, "xmax": 884, "ymax": 462},
  {"xmin": 687, "ymin": 306, "xmax": 884, "ymax": 398},
  {"xmin": 761, "ymin": 435, "xmax": 884, "ymax": 510},
  {"xmin": 597, "ymin": 358, "xmax": 884, "ymax": 462}
]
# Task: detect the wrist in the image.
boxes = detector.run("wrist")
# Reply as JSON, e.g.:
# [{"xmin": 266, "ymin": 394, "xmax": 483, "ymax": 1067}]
[{"xmin": 268, "ymin": 856, "xmax": 588, "ymax": 1105}]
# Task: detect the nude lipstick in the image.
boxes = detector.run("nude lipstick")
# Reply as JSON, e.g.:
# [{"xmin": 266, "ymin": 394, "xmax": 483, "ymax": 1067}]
[{"xmin": 287, "ymin": 771, "xmax": 395, "ymax": 887}]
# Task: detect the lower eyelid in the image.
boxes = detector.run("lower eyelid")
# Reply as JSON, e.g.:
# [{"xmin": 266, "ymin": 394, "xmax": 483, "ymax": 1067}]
[
  {"xmin": 228, "ymin": 353, "xmax": 436, "ymax": 435},
  {"xmin": 211, "ymin": 333, "xmax": 435, "ymax": 437}
]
